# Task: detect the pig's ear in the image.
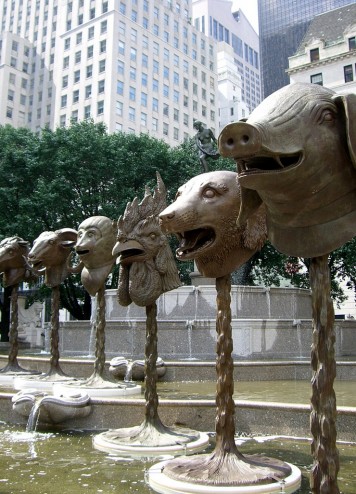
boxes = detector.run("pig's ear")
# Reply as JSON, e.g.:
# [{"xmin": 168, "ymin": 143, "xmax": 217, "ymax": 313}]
[{"xmin": 333, "ymin": 93, "xmax": 356, "ymax": 168}]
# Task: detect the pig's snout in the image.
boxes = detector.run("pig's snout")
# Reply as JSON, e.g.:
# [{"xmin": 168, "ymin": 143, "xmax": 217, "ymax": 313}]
[{"xmin": 219, "ymin": 122, "xmax": 262, "ymax": 158}]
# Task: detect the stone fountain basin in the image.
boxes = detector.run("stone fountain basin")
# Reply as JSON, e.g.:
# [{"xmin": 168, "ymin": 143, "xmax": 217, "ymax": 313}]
[{"xmin": 12, "ymin": 389, "xmax": 92, "ymax": 424}]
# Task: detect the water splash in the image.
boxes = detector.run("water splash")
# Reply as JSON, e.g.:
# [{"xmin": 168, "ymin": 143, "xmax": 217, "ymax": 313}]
[{"xmin": 26, "ymin": 398, "xmax": 43, "ymax": 432}]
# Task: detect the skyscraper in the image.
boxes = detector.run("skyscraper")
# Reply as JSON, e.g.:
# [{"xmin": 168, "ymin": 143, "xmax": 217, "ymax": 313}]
[
  {"xmin": 258, "ymin": 0, "xmax": 356, "ymax": 97},
  {"xmin": 0, "ymin": 0, "xmax": 218, "ymax": 146}
]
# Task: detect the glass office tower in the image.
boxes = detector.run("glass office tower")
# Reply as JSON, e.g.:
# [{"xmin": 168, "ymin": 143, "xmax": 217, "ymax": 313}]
[{"xmin": 258, "ymin": 0, "xmax": 356, "ymax": 97}]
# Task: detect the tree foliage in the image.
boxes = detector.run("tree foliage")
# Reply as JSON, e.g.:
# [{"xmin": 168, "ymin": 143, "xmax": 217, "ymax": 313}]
[{"xmin": 0, "ymin": 122, "xmax": 354, "ymax": 328}]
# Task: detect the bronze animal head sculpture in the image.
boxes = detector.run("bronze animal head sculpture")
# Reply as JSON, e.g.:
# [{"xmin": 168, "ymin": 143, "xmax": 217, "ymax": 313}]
[
  {"xmin": 219, "ymin": 82, "xmax": 356, "ymax": 257},
  {"xmin": 75, "ymin": 216, "xmax": 117, "ymax": 296},
  {"xmin": 0, "ymin": 236, "xmax": 31, "ymax": 287},
  {"xmin": 159, "ymin": 171, "xmax": 267, "ymax": 278},
  {"xmin": 28, "ymin": 229, "xmax": 77, "ymax": 287},
  {"xmin": 114, "ymin": 173, "xmax": 181, "ymax": 307}
]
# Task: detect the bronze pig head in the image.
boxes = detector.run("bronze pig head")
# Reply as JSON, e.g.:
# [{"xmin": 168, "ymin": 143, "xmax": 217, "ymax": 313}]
[
  {"xmin": 219, "ymin": 82, "xmax": 356, "ymax": 257},
  {"xmin": 159, "ymin": 171, "xmax": 267, "ymax": 278}
]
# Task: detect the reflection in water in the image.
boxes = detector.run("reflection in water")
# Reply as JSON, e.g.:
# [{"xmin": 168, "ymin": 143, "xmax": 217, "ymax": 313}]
[{"xmin": 0, "ymin": 423, "xmax": 355, "ymax": 493}]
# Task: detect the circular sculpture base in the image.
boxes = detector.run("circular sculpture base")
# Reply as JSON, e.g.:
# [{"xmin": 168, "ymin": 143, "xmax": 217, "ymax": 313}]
[
  {"xmin": 13, "ymin": 374, "xmax": 75, "ymax": 392},
  {"xmin": 148, "ymin": 459, "xmax": 301, "ymax": 494},
  {"xmin": 53, "ymin": 379, "xmax": 141, "ymax": 398},
  {"xmin": 0, "ymin": 370, "xmax": 41, "ymax": 386},
  {"xmin": 93, "ymin": 425, "xmax": 210, "ymax": 458}
]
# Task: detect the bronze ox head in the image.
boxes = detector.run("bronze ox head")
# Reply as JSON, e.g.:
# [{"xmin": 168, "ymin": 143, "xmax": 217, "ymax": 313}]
[
  {"xmin": 159, "ymin": 171, "xmax": 267, "ymax": 278},
  {"xmin": 28, "ymin": 229, "xmax": 77, "ymax": 287},
  {"xmin": 0, "ymin": 236, "xmax": 30, "ymax": 287},
  {"xmin": 75, "ymin": 216, "xmax": 117, "ymax": 296},
  {"xmin": 219, "ymin": 82, "xmax": 356, "ymax": 257}
]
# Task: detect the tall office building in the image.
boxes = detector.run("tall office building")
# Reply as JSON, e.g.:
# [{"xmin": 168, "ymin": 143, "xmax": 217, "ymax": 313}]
[
  {"xmin": 258, "ymin": 0, "xmax": 356, "ymax": 98},
  {"xmin": 0, "ymin": 0, "xmax": 218, "ymax": 146},
  {"xmin": 192, "ymin": 0, "xmax": 261, "ymax": 127}
]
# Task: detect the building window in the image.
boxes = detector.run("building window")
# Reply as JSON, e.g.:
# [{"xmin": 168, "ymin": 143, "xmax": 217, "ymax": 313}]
[
  {"xmin": 60, "ymin": 115, "xmax": 66, "ymax": 127},
  {"xmin": 344, "ymin": 64, "xmax": 354, "ymax": 83},
  {"xmin": 87, "ymin": 45, "xmax": 93, "ymax": 58},
  {"xmin": 174, "ymin": 128, "xmax": 179, "ymax": 140},
  {"xmin": 74, "ymin": 70, "xmax": 80, "ymax": 83},
  {"xmin": 152, "ymin": 117, "xmax": 158, "ymax": 131},
  {"xmin": 64, "ymin": 38, "xmax": 70, "ymax": 50},
  {"xmin": 174, "ymin": 108, "xmax": 179, "ymax": 121},
  {"xmin": 88, "ymin": 26, "xmax": 95, "ymax": 39},
  {"xmin": 61, "ymin": 95, "xmax": 67, "ymax": 107},
  {"xmin": 85, "ymin": 85, "xmax": 92, "ymax": 98},
  {"xmin": 163, "ymin": 85, "xmax": 169, "ymax": 97},
  {"xmin": 62, "ymin": 75, "xmax": 68, "ymax": 88},
  {"xmin": 97, "ymin": 101, "xmax": 104, "ymax": 115},
  {"xmin": 71, "ymin": 110, "xmax": 78, "ymax": 122},
  {"xmin": 129, "ymin": 106, "xmax": 135, "ymax": 121},
  {"xmin": 349, "ymin": 37, "xmax": 356, "ymax": 51},
  {"xmin": 8, "ymin": 89, "xmax": 14, "ymax": 101},
  {"xmin": 6, "ymin": 107, "xmax": 13, "ymax": 119},
  {"xmin": 130, "ymin": 47, "xmax": 137, "ymax": 62},
  {"xmin": 163, "ymin": 123, "xmax": 169, "ymax": 136},
  {"xmin": 117, "ymin": 81, "xmax": 124, "ymax": 95},
  {"xmin": 152, "ymin": 79, "xmax": 158, "ymax": 92},
  {"xmin": 99, "ymin": 60, "xmax": 106, "ymax": 72},
  {"xmin": 101, "ymin": 20, "xmax": 107, "ymax": 34},
  {"xmin": 100, "ymin": 40, "xmax": 106, "ymax": 53},
  {"xmin": 116, "ymin": 101, "xmax": 123, "ymax": 116},
  {"xmin": 86, "ymin": 65, "xmax": 93, "ymax": 78},
  {"xmin": 310, "ymin": 48, "xmax": 319, "ymax": 62},
  {"xmin": 102, "ymin": 2, "xmax": 108, "ymax": 14},
  {"xmin": 141, "ymin": 92, "xmax": 147, "ymax": 106},
  {"xmin": 75, "ymin": 51, "xmax": 81, "ymax": 64},
  {"xmin": 152, "ymin": 98, "xmax": 158, "ymax": 112},
  {"xmin": 98, "ymin": 80, "xmax": 105, "ymax": 94},
  {"xmin": 90, "ymin": 8, "xmax": 95, "ymax": 19},
  {"xmin": 76, "ymin": 32, "xmax": 82, "ymax": 44},
  {"xmin": 72, "ymin": 89, "xmax": 79, "ymax": 103},
  {"xmin": 84, "ymin": 105, "xmax": 91, "ymax": 119},
  {"xmin": 310, "ymin": 73, "xmax": 323, "ymax": 86},
  {"xmin": 129, "ymin": 86, "xmax": 136, "ymax": 101},
  {"xmin": 118, "ymin": 61, "xmax": 124, "ymax": 74},
  {"xmin": 141, "ymin": 112, "xmax": 147, "ymax": 126},
  {"xmin": 163, "ymin": 103, "xmax": 169, "ymax": 116}
]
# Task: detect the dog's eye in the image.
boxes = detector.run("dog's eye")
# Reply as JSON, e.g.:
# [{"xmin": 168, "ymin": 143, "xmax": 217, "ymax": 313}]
[{"xmin": 203, "ymin": 187, "xmax": 216, "ymax": 198}]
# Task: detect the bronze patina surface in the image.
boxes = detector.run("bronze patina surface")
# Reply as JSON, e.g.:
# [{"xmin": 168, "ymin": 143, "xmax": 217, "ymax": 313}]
[
  {"xmin": 0, "ymin": 237, "xmax": 38, "ymax": 375},
  {"xmin": 218, "ymin": 82, "xmax": 353, "ymax": 493},
  {"xmin": 114, "ymin": 172, "xmax": 181, "ymax": 308},
  {"xmin": 159, "ymin": 171, "xmax": 266, "ymax": 278},
  {"xmin": 105, "ymin": 174, "xmax": 199, "ymax": 448},
  {"xmin": 219, "ymin": 82, "xmax": 356, "ymax": 258},
  {"xmin": 193, "ymin": 120, "xmax": 220, "ymax": 173},
  {"xmin": 76, "ymin": 216, "xmax": 117, "ymax": 297}
]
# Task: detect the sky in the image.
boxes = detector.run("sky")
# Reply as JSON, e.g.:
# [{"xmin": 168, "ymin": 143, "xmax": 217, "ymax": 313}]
[{"xmin": 232, "ymin": 0, "xmax": 259, "ymax": 32}]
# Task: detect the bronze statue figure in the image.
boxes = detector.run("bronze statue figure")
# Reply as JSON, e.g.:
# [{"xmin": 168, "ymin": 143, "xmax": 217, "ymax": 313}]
[
  {"xmin": 115, "ymin": 174, "xmax": 181, "ymax": 307},
  {"xmin": 159, "ymin": 170, "xmax": 266, "ymax": 278},
  {"xmin": 157, "ymin": 171, "xmax": 293, "ymax": 487},
  {"xmin": 219, "ymin": 82, "xmax": 356, "ymax": 494},
  {"xmin": 193, "ymin": 120, "xmax": 220, "ymax": 173},
  {"xmin": 219, "ymin": 82, "xmax": 356, "ymax": 258},
  {"xmin": 93, "ymin": 173, "xmax": 206, "ymax": 453},
  {"xmin": 74, "ymin": 216, "xmax": 117, "ymax": 386},
  {"xmin": 0, "ymin": 237, "xmax": 39, "ymax": 375},
  {"xmin": 27, "ymin": 228, "xmax": 77, "ymax": 378}
]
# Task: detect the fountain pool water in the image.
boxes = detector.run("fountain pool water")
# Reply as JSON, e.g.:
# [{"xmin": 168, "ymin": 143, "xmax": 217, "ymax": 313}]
[{"xmin": 0, "ymin": 423, "xmax": 355, "ymax": 493}]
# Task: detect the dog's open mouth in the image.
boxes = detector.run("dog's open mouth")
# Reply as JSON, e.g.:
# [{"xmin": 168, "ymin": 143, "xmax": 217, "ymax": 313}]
[
  {"xmin": 176, "ymin": 228, "xmax": 215, "ymax": 259},
  {"xmin": 238, "ymin": 152, "xmax": 303, "ymax": 176}
]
